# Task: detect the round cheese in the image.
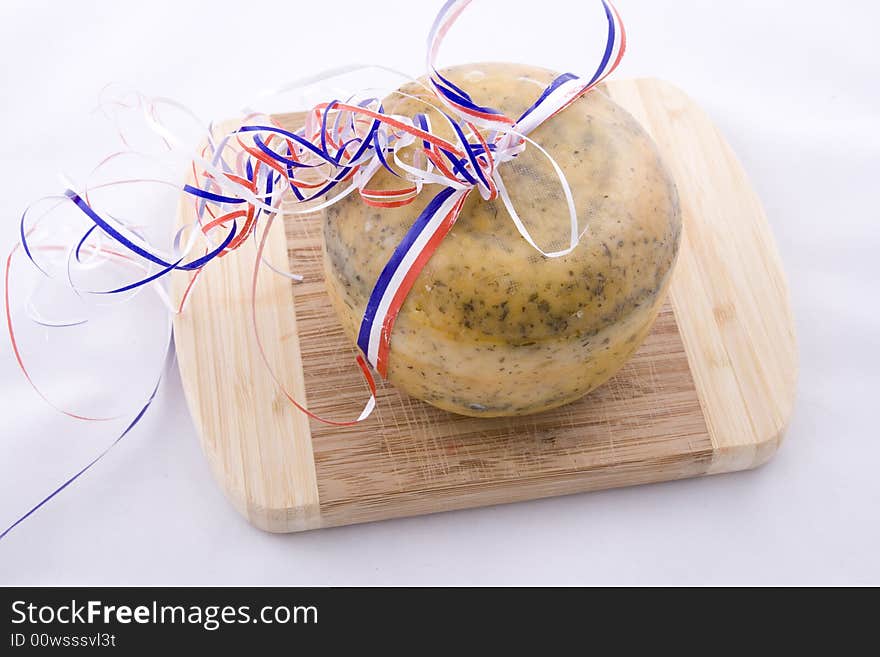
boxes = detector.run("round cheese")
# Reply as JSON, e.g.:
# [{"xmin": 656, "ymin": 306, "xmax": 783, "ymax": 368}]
[{"xmin": 322, "ymin": 63, "xmax": 681, "ymax": 416}]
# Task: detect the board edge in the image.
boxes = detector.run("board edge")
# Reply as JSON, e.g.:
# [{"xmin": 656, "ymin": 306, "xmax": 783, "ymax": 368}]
[{"xmin": 607, "ymin": 78, "xmax": 798, "ymax": 476}]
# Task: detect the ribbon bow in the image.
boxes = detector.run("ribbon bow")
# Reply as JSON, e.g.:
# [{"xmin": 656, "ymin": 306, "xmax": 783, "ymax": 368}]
[{"xmin": 3, "ymin": 0, "xmax": 625, "ymax": 540}]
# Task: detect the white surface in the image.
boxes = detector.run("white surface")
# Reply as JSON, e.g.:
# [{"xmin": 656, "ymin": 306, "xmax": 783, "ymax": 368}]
[{"xmin": 1, "ymin": 0, "xmax": 878, "ymax": 585}]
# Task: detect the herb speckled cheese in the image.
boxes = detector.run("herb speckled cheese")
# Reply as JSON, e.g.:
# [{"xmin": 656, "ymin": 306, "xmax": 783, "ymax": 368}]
[{"xmin": 323, "ymin": 63, "xmax": 681, "ymax": 417}]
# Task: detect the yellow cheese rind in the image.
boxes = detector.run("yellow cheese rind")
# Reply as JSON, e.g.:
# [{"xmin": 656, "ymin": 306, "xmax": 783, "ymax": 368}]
[{"xmin": 323, "ymin": 63, "xmax": 681, "ymax": 416}]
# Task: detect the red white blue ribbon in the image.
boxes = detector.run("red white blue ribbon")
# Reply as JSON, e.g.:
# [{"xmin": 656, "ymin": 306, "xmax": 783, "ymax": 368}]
[
  {"xmin": 2, "ymin": 0, "xmax": 625, "ymax": 539},
  {"xmin": 356, "ymin": 186, "xmax": 468, "ymax": 377}
]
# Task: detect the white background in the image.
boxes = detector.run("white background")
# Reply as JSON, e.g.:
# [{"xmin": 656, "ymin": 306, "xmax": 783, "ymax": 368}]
[{"xmin": 0, "ymin": 0, "xmax": 877, "ymax": 585}]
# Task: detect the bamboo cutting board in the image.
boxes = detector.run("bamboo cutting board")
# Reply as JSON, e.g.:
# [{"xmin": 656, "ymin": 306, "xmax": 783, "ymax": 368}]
[{"xmin": 173, "ymin": 79, "xmax": 797, "ymax": 532}]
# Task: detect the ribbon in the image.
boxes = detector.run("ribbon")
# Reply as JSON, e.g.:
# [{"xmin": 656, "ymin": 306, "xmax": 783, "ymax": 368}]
[{"xmin": 2, "ymin": 0, "xmax": 625, "ymax": 539}]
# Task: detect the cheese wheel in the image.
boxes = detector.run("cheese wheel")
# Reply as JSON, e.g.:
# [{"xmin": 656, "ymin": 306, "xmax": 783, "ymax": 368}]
[{"xmin": 322, "ymin": 63, "xmax": 681, "ymax": 416}]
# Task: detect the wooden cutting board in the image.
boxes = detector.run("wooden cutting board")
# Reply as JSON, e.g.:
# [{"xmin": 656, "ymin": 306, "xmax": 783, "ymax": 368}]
[{"xmin": 173, "ymin": 78, "xmax": 797, "ymax": 532}]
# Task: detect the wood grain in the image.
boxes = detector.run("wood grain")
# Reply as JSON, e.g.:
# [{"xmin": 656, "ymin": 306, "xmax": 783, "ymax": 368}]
[
  {"xmin": 173, "ymin": 78, "xmax": 797, "ymax": 532},
  {"xmin": 605, "ymin": 80, "xmax": 798, "ymax": 473}
]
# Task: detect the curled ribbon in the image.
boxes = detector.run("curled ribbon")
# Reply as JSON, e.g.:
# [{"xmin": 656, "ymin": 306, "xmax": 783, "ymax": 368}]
[{"xmin": 2, "ymin": 0, "xmax": 625, "ymax": 539}]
